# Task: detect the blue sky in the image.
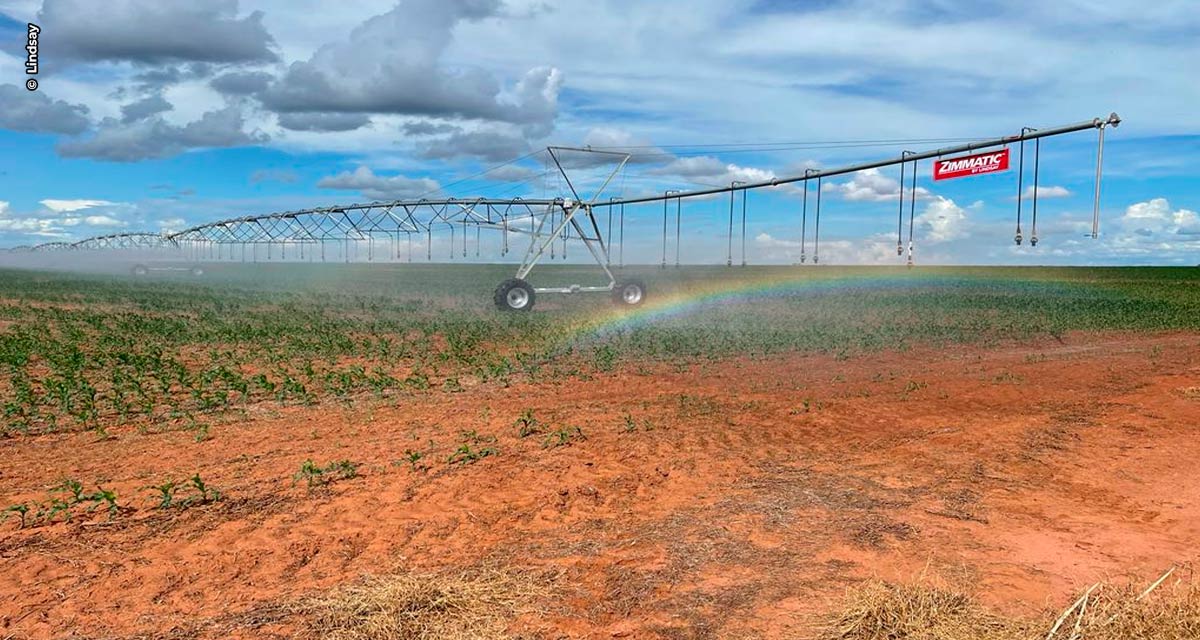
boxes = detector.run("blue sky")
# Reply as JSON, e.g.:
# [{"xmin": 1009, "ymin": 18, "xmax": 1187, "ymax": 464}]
[{"xmin": 0, "ymin": 0, "xmax": 1197, "ymax": 264}]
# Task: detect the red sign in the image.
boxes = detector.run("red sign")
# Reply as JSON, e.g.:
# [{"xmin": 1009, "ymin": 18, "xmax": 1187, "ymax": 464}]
[{"xmin": 933, "ymin": 148, "xmax": 1010, "ymax": 181}]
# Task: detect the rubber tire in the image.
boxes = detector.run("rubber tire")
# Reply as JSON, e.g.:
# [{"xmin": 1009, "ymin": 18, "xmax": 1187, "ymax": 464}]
[
  {"xmin": 494, "ymin": 278, "xmax": 536, "ymax": 312},
  {"xmin": 612, "ymin": 279, "xmax": 647, "ymax": 307},
  {"xmin": 131, "ymin": 264, "xmax": 149, "ymax": 276},
  {"xmin": 190, "ymin": 266, "xmax": 205, "ymax": 277}
]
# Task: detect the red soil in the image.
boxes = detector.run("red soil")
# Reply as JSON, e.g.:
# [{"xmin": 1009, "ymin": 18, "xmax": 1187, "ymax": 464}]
[{"xmin": 2, "ymin": 332, "xmax": 1199, "ymax": 638}]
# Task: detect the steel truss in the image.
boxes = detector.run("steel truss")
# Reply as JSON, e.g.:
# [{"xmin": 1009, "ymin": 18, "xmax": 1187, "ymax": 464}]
[
  {"xmin": 170, "ymin": 198, "xmax": 562, "ymax": 263},
  {"xmin": 2, "ymin": 114, "xmax": 1120, "ymax": 309},
  {"xmin": 73, "ymin": 232, "xmax": 179, "ymax": 251}
]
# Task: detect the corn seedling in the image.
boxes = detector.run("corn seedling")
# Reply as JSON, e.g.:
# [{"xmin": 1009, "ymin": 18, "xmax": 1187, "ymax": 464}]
[
  {"xmin": 180, "ymin": 474, "xmax": 221, "ymax": 506},
  {"xmin": 4, "ymin": 267, "xmax": 1200, "ymax": 437},
  {"xmin": 294, "ymin": 459, "xmax": 360, "ymax": 488},
  {"xmin": 515, "ymin": 409, "xmax": 544, "ymax": 438},
  {"xmin": 1, "ymin": 503, "xmax": 30, "ymax": 528},
  {"xmin": 448, "ymin": 443, "xmax": 497, "ymax": 465},
  {"xmin": 400, "ymin": 449, "xmax": 429, "ymax": 472},
  {"xmin": 85, "ymin": 487, "xmax": 120, "ymax": 518},
  {"xmin": 620, "ymin": 413, "xmax": 638, "ymax": 433},
  {"xmin": 542, "ymin": 425, "xmax": 586, "ymax": 449},
  {"xmin": 146, "ymin": 480, "xmax": 179, "ymax": 509}
]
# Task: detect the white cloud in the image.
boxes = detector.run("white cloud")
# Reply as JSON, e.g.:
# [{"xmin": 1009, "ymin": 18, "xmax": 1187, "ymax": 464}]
[
  {"xmin": 82, "ymin": 215, "xmax": 127, "ymax": 227},
  {"xmin": 158, "ymin": 217, "xmax": 189, "ymax": 232},
  {"xmin": 650, "ymin": 155, "xmax": 775, "ymax": 189},
  {"xmin": 39, "ymin": 0, "xmax": 278, "ymax": 64},
  {"xmin": 57, "ymin": 106, "xmax": 268, "ymax": 162},
  {"xmin": 0, "ymin": 215, "xmax": 68, "ymax": 235},
  {"xmin": 1118, "ymin": 198, "xmax": 1200, "ymax": 236},
  {"xmin": 51, "ymin": 214, "xmax": 126, "ymax": 228},
  {"xmin": 754, "ymin": 231, "xmax": 898, "ymax": 265},
  {"xmin": 485, "ymin": 164, "xmax": 540, "ymax": 183},
  {"xmin": 260, "ymin": 0, "xmax": 560, "ymax": 133},
  {"xmin": 40, "ymin": 199, "xmax": 118, "ymax": 213},
  {"xmin": 915, "ymin": 196, "xmax": 970, "ymax": 243},
  {"xmin": 0, "ymin": 85, "xmax": 92, "ymax": 134},
  {"xmin": 1020, "ymin": 185, "xmax": 1071, "ymax": 200},
  {"xmin": 825, "ymin": 168, "xmax": 931, "ymax": 203},
  {"xmin": 316, "ymin": 166, "xmax": 440, "ymax": 200}
]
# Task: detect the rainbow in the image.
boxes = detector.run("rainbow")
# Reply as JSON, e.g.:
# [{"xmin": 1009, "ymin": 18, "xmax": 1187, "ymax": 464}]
[{"xmin": 562, "ymin": 268, "xmax": 1085, "ymax": 344}]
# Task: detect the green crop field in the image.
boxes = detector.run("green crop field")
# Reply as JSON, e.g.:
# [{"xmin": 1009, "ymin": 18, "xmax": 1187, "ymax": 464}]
[{"xmin": 2, "ymin": 264, "xmax": 1198, "ymax": 437}]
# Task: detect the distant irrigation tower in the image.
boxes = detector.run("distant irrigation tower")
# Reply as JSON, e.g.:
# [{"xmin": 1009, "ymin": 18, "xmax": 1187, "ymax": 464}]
[{"xmin": 1, "ymin": 114, "xmax": 1120, "ymax": 311}]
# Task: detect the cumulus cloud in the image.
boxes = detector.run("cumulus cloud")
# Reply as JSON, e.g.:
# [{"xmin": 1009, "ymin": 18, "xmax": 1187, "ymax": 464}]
[
  {"xmin": 0, "ymin": 201, "xmax": 126, "ymax": 238},
  {"xmin": 277, "ymin": 112, "xmax": 371, "ymax": 132},
  {"xmin": 1020, "ymin": 198, "xmax": 1200, "ymax": 264},
  {"xmin": 484, "ymin": 164, "xmax": 540, "ymax": 182},
  {"xmin": 0, "ymin": 85, "xmax": 91, "ymax": 135},
  {"xmin": 316, "ymin": 166, "xmax": 440, "ymax": 200},
  {"xmin": 825, "ymin": 168, "xmax": 931, "ymax": 202},
  {"xmin": 754, "ymin": 232, "xmax": 897, "ymax": 265},
  {"xmin": 210, "ymin": 71, "xmax": 275, "ymax": 96},
  {"xmin": 914, "ymin": 196, "xmax": 970, "ymax": 242},
  {"xmin": 70, "ymin": 215, "xmax": 126, "ymax": 228},
  {"xmin": 583, "ymin": 128, "xmax": 666, "ymax": 160},
  {"xmin": 1020, "ymin": 185, "xmax": 1071, "ymax": 200},
  {"xmin": 120, "ymin": 95, "xmax": 173, "ymax": 123},
  {"xmin": 158, "ymin": 217, "xmax": 189, "ymax": 233},
  {"xmin": 260, "ymin": 0, "xmax": 560, "ymax": 129},
  {"xmin": 542, "ymin": 128, "xmax": 667, "ymax": 170},
  {"xmin": 402, "ymin": 120, "xmax": 460, "ymax": 136},
  {"xmin": 40, "ymin": 199, "xmax": 117, "ymax": 213},
  {"xmin": 419, "ymin": 127, "xmax": 531, "ymax": 162},
  {"xmin": 1118, "ymin": 198, "xmax": 1200, "ymax": 236},
  {"xmin": 650, "ymin": 155, "xmax": 775, "ymax": 187},
  {"xmin": 39, "ymin": 0, "xmax": 277, "ymax": 64},
  {"xmin": 128, "ymin": 63, "xmax": 216, "ymax": 91},
  {"xmin": 0, "ymin": 216, "xmax": 67, "ymax": 235},
  {"xmin": 57, "ymin": 106, "xmax": 267, "ymax": 162}
]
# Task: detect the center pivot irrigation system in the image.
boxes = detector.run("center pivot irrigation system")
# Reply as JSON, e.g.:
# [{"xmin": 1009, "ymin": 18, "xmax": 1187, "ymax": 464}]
[{"xmin": 3, "ymin": 114, "xmax": 1120, "ymax": 311}]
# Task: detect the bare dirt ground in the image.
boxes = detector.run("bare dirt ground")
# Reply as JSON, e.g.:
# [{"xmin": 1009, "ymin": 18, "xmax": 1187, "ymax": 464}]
[{"xmin": 2, "ymin": 331, "xmax": 1199, "ymax": 639}]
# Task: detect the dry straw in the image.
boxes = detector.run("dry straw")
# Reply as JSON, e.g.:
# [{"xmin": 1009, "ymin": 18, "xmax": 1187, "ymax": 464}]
[
  {"xmin": 822, "ymin": 567, "xmax": 1199, "ymax": 640},
  {"xmin": 297, "ymin": 568, "xmax": 546, "ymax": 640}
]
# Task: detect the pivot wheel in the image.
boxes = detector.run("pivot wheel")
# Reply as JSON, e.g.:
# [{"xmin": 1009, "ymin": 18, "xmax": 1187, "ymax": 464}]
[
  {"xmin": 131, "ymin": 264, "xmax": 149, "ymax": 276},
  {"xmin": 494, "ymin": 278, "xmax": 536, "ymax": 312},
  {"xmin": 613, "ymin": 279, "xmax": 646, "ymax": 307}
]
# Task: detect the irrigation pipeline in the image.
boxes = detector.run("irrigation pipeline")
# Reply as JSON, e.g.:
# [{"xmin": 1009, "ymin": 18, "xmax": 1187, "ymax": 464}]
[
  {"xmin": 2, "ymin": 114, "xmax": 1120, "ymax": 257},
  {"xmin": 598, "ymin": 114, "xmax": 1120, "ymax": 207}
]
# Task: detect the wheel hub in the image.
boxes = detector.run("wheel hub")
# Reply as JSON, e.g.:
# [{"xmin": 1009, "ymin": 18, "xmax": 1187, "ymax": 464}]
[
  {"xmin": 622, "ymin": 284, "xmax": 643, "ymax": 305},
  {"xmin": 507, "ymin": 288, "xmax": 530, "ymax": 309}
]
